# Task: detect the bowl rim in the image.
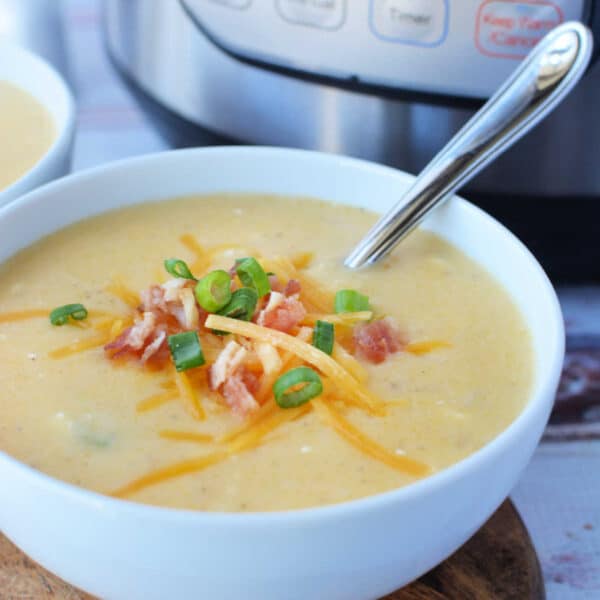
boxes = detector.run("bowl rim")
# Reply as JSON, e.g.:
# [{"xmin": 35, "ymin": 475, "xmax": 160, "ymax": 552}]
[
  {"xmin": 0, "ymin": 41, "xmax": 75, "ymax": 204},
  {"xmin": 0, "ymin": 146, "xmax": 565, "ymax": 525}
]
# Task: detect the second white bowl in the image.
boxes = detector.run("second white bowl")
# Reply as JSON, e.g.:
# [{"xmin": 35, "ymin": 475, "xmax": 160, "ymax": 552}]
[{"xmin": 0, "ymin": 42, "xmax": 75, "ymax": 207}]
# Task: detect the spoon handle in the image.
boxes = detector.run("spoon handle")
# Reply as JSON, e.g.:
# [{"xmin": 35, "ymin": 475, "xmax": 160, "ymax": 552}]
[{"xmin": 345, "ymin": 21, "xmax": 593, "ymax": 270}]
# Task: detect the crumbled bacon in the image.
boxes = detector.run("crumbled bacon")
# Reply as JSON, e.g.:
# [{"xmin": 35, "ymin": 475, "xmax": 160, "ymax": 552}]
[
  {"xmin": 140, "ymin": 279, "xmax": 199, "ymax": 330},
  {"xmin": 265, "ymin": 276, "xmax": 300, "ymax": 296},
  {"xmin": 104, "ymin": 327, "xmax": 135, "ymax": 357},
  {"xmin": 161, "ymin": 278, "xmax": 189, "ymax": 302},
  {"xmin": 221, "ymin": 373, "xmax": 259, "ymax": 417},
  {"xmin": 353, "ymin": 317, "xmax": 405, "ymax": 364},
  {"xmin": 209, "ymin": 341, "xmax": 248, "ymax": 391},
  {"xmin": 140, "ymin": 285, "xmax": 168, "ymax": 313},
  {"xmin": 180, "ymin": 288, "xmax": 200, "ymax": 329},
  {"xmin": 129, "ymin": 312, "xmax": 157, "ymax": 348},
  {"xmin": 140, "ymin": 330, "xmax": 166, "ymax": 364},
  {"xmin": 256, "ymin": 291, "xmax": 306, "ymax": 334},
  {"xmin": 239, "ymin": 368, "xmax": 260, "ymax": 395},
  {"xmin": 283, "ymin": 279, "xmax": 301, "ymax": 297},
  {"xmin": 209, "ymin": 342, "xmax": 260, "ymax": 416},
  {"xmin": 143, "ymin": 337, "xmax": 171, "ymax": 368},
  {"xmin": 268, "ymin": 274, "xmax": 284, "ymax": 293},
  {"xmin": 105, "ymin": 311, "xmax": 157, "ymax": 358},
  {"xmin": 255, "ymin": 342, "xmax": 282, "ymax": 376},
  {"xmin": 106, "ymin": 277, "xmax": 203, "ymax": 365},
  {"xmin": 258, "ymin": 291, "xmax": 284, "ymax": 317}
]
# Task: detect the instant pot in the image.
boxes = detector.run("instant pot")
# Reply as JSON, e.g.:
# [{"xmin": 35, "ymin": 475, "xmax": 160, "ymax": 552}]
[{"xmin": 103, "ymin": 0, "xmax": 600, "ymax": 280}]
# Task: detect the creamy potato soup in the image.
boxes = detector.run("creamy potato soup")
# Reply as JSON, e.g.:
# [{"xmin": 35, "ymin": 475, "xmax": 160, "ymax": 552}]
[
  {"xmin": 0, "ymin": 81, "xmax": 55, "ymax": 190},
  {"xmin": 0, "ymin": 195, "xmax": 532, "ymax": 511}
]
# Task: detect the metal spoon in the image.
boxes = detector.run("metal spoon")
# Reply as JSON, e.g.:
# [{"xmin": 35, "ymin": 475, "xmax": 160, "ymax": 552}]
[{"xmin": 345, "ymin": 21, "xmax": 593, "ymax": 270}]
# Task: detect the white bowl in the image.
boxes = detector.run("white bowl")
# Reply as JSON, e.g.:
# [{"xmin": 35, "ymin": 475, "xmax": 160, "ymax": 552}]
[
  {"xmin": 0, "ymin": 42, "xmax": 75, "ymax": 207},
  {"xmin": 0, "ymin": 147, "xmax": 564, "ymax": 600}
]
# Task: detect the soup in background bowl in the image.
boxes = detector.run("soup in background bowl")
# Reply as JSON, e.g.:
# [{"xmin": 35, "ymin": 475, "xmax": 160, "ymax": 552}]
[
  {"xmin": 0, "ymin": 147, "xmax": 564, "ymax": 600},
  {"xmin": 0, "ymin": 42, "xmax": 75, "ymax": 207}
]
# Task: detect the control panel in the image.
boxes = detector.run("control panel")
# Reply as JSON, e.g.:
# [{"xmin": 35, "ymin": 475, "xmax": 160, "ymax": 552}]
[{"xmin": 181, "ymin": 0, "xmax": 588, "ymax": 98}]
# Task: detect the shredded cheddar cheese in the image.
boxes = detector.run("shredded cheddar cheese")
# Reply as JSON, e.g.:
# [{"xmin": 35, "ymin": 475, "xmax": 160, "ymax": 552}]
[
  {"xmin": 174, "ymin": 369, "xmax": 206, "ymax": 421},
  {"xmin": 111, "ymin": 452, "xmax": 227, "ymax": 498},
  {"xmin": 0, "ymin": 309, "xmax": 50, "ymax": 323},
  {"xmin": 179, "ymin": 233, "xmax": 205, "ymax": 256},
  {"xmin": 159, "ymin": 430, "xmax": 214, "ymax": 443},
  {"xmin": 295, "ymin": 273, "xmax": 335, "ymax": 313},
  {"xmin": 226, "ymin": 403, "xmax": 311, "ymax": 454},
  {"xmin": 109, "ymin": 319, "xmax": 124, "ymax": 339},
  {"xmin": 218, "ymin": 398, "xmax": 278, "ymax": 443},
  {"xmin": 261, "ymin": 256, "xmax": 296, "ymax": 282},
  {"xmin": 331, "ymin": 343, "xmax": 368, "ymax": 384},
  {"xmin": 136, "ymin": 390, "xmax": 179, "ymax": 414},
  {"xmin": 289, "ymin": 252, "xmax": 314, "ymax": 270},
  {"xmin": 93, "ymin": 318, "xmax": 116, "ymax": 333},
  {"xmin": 254, "ymin": 328, "xmax": 312, "ymax": 404},
  {"xmin": 180, "ymin": 233, "xmax": 209, "ymax": 274},
  {"xmin": 204, "ymin": 315, "xmax": 386, "ymax": 415},
  {"xmin": 112, "ymin": 405, "xmax": 309, "ymax": 498},
  {"xmin": 105, "ymin": 278, "xmax": 140, "ymax": 309},
  {"xmin": 48, "ymin": 333, "xmax": 113, "ymax": 359},
  {"xmin": 312, "ymin": 399, "xmax": 430, "ymax": 477},
  {"xmin": 48, "ymin": 243, "xmax": 445, "ymax": 502},
  {"xmin": 405, "ymin": 340, "xmax": 452, "ymax": 355}
]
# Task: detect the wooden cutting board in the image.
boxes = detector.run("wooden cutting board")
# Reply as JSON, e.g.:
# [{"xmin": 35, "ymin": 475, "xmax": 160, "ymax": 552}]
[{"xmin": 0, "ymin": 499, "xmax": 543, "ymax": 599}]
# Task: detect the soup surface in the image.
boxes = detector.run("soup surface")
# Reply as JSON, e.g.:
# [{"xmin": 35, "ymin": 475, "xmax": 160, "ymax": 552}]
[
  {"xmin": 0, "ymin": 81, "xmax": 55, "ymax": 191},
  {"xmin": 0, "ymin": 195, "xmax": 532, "ymax": 511}
]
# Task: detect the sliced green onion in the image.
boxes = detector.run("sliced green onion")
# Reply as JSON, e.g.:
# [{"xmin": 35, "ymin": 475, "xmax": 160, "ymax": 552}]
[
  {"xmin": 217, "ymin": 287, "xmax": 258, "ymax": 321},
  {"xmin": 167, "ymin": 331, "xmax": 205, "ymax": 371},
  {"xmin": 211, "ymin": 287, "xmax": 259, "ymax": 335},
  {"xmin": 236, "ymin": 257, "xmax": 271, "ymax": 298},
  {"xmin": 273, "ymin": 366, "xmax": 323, "ymax": 408},
  {"xmin": 312, "ymin": 320, "xmax": 334, "ymax": 355},
  {"xmin": 49, "ymin": 303, "xmax": 88, "ymax": 326},
  {"xmin": 164, "ymin": 258, "xmax": 196, "ymax": 280},
  {"xmin": 334, "ymin": 289, "xmax": 370, "ymax": 313},
  {"xmin": 195, "ymin": 270, "xmax": 232, "ymax": 313}
]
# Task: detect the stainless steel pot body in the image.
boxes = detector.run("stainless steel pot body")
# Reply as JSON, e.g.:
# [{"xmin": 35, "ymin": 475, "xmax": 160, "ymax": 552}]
[{"xmin": 103, "ymin": 0, "xmax": 600, "ymax": 198}]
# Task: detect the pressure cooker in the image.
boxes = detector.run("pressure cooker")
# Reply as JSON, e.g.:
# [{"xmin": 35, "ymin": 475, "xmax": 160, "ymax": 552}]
[{"xmin": 103, "ymin": 1, "xmax": 600, "ymax": 280}]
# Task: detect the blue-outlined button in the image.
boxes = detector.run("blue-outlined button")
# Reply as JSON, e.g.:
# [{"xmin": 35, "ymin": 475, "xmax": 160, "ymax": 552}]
[{"xmin": 370, "ymin": 0, "xmax": 449, "ymax": 47}]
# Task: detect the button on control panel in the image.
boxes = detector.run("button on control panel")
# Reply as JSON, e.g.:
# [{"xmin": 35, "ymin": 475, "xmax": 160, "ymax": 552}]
[
  {"xmin": 370, "ymin": 0, "xmax": 449, "ymax": 46},
  {"xmin": 208, "ymin": 0, "xmax": 252, "ymax": 9},
  {"xmin": 476, "ymin": 0, "xmax": 563, "ymax": 59},
  {"xmin": 182, "ymin": 0, "xmax": 586, "ymax": 98},
  {"xmin": 276, "ymin": 0, "xmax": 346, "ymax": 30}
]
